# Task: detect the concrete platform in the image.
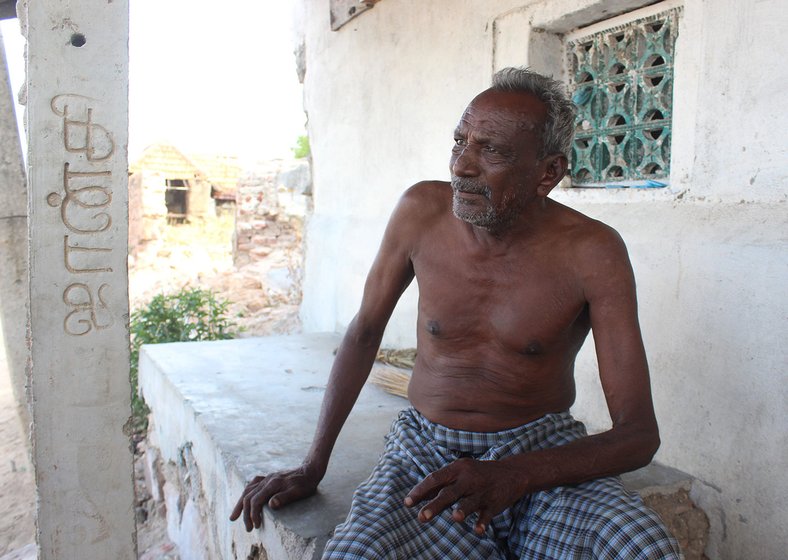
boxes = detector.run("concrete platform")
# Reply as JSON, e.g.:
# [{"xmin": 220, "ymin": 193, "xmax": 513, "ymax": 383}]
[
  {"xmin": 139, "ymin": 333, "xmax": 406, "ymax": 560},
  {"xmin": 140, "ymin": 333, "xmax": 708, "ymax": 560}
]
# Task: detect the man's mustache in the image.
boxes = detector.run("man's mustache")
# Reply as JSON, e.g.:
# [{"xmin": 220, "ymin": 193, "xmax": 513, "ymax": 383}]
[{"xmin": 451, "ymin": 176, "xmax": 491, "ymax": 198}]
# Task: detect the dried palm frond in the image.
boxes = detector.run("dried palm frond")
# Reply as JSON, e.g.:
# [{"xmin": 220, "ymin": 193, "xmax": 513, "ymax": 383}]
[
  {"xmin": 369, "ymin": 363, "xmax": 412, "ymax": 399},
  {"xmin": 376, "ymin": 347, "xmax": 417, "ymax": 369}
]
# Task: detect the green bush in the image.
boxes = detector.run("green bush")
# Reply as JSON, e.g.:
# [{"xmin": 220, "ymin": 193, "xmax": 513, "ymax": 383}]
[
  {"xmin": 292, "ymin": 134, "xmax": 310, "ymax": 159},
  {"xmin": 129, "ymin": 288, "xmax": 239, "ymax": 434}
]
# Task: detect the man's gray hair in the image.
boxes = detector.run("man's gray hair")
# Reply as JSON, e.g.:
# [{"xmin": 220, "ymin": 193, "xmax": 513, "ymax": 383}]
[{"xmin": 491, "ymin": 67, "xmax": 576, "ymax": 159}]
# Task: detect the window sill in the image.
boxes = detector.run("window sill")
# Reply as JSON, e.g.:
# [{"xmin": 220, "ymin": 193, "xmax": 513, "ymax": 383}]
[
  {"xmin": 571, "ymin": 180, "xmax": 669, "ymax": 189},
  {"xmin": 552, "ymin": 180, "xmax": 686, "ymax": 203}
]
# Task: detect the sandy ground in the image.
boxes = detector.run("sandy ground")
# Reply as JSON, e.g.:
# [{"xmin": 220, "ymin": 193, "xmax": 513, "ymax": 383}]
[{"xmin": 0, "ymin": 214, "xmax": 302, "ymax": 559}]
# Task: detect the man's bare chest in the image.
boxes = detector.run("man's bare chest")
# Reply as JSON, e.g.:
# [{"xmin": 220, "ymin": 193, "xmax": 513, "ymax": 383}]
[{"xmin": 412, "ymin": 243, "xmax": 588, "ymax": 352}]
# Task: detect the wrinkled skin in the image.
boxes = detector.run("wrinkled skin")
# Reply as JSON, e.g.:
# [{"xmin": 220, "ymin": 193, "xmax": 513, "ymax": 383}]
[
  {"xmin": 230, "ymin": 466, "xmax": 320, "ymax": 531},
  {"xmin": 404, "ymin": 458, "xmax": 523, "ymax": 534}
]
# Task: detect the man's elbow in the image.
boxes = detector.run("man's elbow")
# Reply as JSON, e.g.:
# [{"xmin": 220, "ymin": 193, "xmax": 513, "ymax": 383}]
[
  {"xmin": 634, "ymin": 424, "xmax": 661, "ymax": 467},
  {"xmin": 345, "ymin": 315, "xmax": 385, "ymax": 349}
]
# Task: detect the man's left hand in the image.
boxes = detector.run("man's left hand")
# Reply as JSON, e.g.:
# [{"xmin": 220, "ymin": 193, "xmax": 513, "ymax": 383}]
[{"xmin": 403, "ymin": 458, "xmax": 523, "ymax": 535}]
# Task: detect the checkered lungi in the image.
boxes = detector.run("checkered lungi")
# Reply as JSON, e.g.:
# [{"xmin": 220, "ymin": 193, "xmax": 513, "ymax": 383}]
[{"xmin": 322, "ymin": 408, "xmax": 681, "ymax": 559}]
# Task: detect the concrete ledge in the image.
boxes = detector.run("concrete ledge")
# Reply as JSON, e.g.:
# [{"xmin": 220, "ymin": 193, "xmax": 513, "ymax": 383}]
[
  {"xmin": 621, "ymin": 462, "xmax": 692, "ymax": 496},
  {"xmin": 139, "ymin": 333, "xmax": 405, "ymax": 560},
  {"xmin": 140, "ymin": 334, "xmax": 708, "ymax": 559}
]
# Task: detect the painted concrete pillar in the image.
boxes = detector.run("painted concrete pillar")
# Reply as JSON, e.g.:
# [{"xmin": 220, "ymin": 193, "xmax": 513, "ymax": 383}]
[
  {"xmin": 22, "ymin": 0, "xmax": 136, "ymax": 558},
  {"xmin": 0, "ymin": 25, "xmax": 30, "ymax": 439}
]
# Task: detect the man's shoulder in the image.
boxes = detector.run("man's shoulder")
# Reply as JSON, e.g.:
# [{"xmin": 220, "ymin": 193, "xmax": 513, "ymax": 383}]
[
  {"xmin": 546, "ymin": 201, "xmax": 631, "ymax": 272},
  {"xmin": 392, "ymin": 181, "xmax": 452, "ymax": 224},
  {"xmin": 380, "ymin": 181, "xmax": 452, "ymax": 249},
  {"xmin": 546, "ymin": 202, "xmax": 634, "ymax": 296},
  {"xmin": 548, "ymin": 200, "xmax": 625, "ymax": 248},
  {"xmin": 401, "ymin": 180, "xmax": 451, "ymax": 207}
]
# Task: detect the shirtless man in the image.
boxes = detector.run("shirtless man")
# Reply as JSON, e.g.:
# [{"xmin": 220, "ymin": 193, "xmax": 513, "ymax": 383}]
[{"xmin": 231, "ymin": 68, "xmax": 680, "ymax": 559}]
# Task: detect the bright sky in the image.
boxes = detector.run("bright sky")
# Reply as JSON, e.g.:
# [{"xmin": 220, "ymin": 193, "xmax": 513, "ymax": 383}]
[
  {"xmin": 1, "ymin": 1, "xmax": 306, "ymax": 165},
  {"xmin": 0, "ymin": 17, "xmax": 24, "ymax": 149}
]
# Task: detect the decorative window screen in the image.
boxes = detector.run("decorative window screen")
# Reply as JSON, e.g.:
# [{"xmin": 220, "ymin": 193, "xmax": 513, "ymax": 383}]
[{"xmin": 568, "ymin": 8, "xmax": 681, "ymax": 187}]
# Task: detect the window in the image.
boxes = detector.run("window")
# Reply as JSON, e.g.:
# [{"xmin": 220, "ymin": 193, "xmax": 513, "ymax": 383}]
[
  {"xmin": 165, "ymin": 178, "xmax": 189, "ymax": 223},
  {"xmin": 567, "ymin": 7, "xmax": 681, "ymax": 187}
]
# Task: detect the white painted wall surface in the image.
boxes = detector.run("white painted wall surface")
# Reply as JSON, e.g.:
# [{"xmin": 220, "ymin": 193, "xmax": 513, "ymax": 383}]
[{"xmin": 299, "ymin": 0, "xmax": 787, "ymax": 557}]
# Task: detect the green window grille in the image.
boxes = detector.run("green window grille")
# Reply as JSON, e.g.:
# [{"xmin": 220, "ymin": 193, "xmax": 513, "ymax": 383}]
[{"xmin": 568, "ymin": 8, "xmax": 681, "ymax": 187}]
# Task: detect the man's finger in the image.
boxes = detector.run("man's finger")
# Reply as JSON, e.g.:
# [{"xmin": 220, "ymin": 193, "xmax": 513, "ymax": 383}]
[
  {"xmin": 453, "ymin": 495, "xmax": 482, "ymax": 523},
  {"xmin": 419, "ymin": 486, "xmax": 461, "ymax": 522},
  {"xmin": 269, "ymin": 484, "xmax": 314, "ymax": 510},
  {"xmin": 230, "ymin": 477, "xmax": 266, "ymax": 521},
  {"xmin": 475, "ymin": 509, "xmax": 493, "ymax": 535},
  {"xmin": 229, "ymin": 498, "xmax": 243, "ymax": 521},
  {"xmin": 242, "ymin": 490, "xmax": 256, "ymax": 531},
  {"xmin": 244, "ymin": 481, "xmax": 275, "ymax": 531},
  {"xmin": 250, "ymin": 482, "xmax": 279, "ymax": 529},
  {"xmin": 404, "ymin": 467, "xmax": 452, "ymax": 506},
  {"xmin": 404, "ymin": 484, "xmax": 441, "ymax": 507},
  {"xmin": 230, "ymin": 490, "xmax": 248, "ymax": 521}
]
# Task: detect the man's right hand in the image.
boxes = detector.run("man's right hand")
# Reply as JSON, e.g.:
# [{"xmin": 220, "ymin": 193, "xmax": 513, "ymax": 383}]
[{"xmin": 229, "ymin": 465, "xmax": 321, "ymax": 531}]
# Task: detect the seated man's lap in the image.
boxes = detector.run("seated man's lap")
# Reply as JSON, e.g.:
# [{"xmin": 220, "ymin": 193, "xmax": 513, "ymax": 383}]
[
  {"xmin": 323, "ymin": 443, "xmax": 506, "ymax": 560},
  {"xmin": 323, "ymin": 410, "xmax": 680, "ymax": 559}
]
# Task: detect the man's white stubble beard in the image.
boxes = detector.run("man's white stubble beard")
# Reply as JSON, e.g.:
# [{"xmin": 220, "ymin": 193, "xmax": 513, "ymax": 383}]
[{"xmin": 451, "ymin": 176, "xmax": 521, "ymax": 231}]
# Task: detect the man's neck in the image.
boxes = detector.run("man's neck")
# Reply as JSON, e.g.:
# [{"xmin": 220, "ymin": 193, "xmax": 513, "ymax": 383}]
[{"xmin": 464, "ymin": 197, "xmax": 552, "ymax": 249}]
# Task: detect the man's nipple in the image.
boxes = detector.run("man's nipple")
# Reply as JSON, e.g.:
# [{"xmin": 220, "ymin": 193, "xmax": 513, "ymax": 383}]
[{"xmin": 426, "ymin": 320, "xmax": 441, "ymax": 336}]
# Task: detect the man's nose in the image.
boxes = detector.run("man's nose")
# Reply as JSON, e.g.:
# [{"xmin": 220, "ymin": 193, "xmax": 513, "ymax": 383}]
[{"xmin": 451, "ymin": 146, "xmax": 480, "ymax": 177}]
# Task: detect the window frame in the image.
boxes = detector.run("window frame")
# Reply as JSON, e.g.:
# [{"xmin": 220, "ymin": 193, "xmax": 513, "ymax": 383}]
[{"xmin": 564, "ymin": 3, "xmax": 683, "ymax": 189}]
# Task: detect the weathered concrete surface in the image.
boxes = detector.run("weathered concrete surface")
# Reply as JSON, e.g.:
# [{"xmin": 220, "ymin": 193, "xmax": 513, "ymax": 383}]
[
  {"xmin": 23, "ymin": 1, "xmax": 135, "ymax": 558},
  {"xmin": 139, "ymin": 334, "xmax": 406, "ymax": 560},
  {"xmin": 0, "ymin": 26, "xmax": 29, "ymax": 439}
]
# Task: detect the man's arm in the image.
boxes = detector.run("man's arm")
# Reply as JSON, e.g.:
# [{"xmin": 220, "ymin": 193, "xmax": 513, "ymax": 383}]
[
  {"xmin": 405, "ymin": 225, "xmax": 659, "ymax": 534},
  {"xmin": 230, "ymin": 185, "xmax": 425, "ymax": 531}
]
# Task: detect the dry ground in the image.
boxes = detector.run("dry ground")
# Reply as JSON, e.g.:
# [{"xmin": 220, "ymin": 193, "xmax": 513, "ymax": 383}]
[
  {"xmin": 129, "ymin": 214, "xmax": 302, "ymax": 337},
  {"xmin": 0, "ymin": 213, "xmax": 303, "ymax": 559}
]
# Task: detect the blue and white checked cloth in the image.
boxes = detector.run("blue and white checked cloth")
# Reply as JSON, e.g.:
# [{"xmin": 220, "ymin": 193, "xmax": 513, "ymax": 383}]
[{"xmin": 323, "ymin": 408, "xmax": 681, "ymax": 559}]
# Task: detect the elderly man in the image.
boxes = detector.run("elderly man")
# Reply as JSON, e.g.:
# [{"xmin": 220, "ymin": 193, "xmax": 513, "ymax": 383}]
[{"xmin": 231, "ymin": 67, "xmax": 680, "ymax": 559}]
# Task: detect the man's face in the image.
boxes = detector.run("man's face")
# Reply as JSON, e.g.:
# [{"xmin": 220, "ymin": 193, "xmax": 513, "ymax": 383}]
[{"xmin": 449, "ymin": 89, "xmax": 549, "ymax": 231}]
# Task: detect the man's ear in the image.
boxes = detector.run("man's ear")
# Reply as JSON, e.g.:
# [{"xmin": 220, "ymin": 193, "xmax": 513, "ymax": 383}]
[{"xmin": 536, "ymin": 154, "xmax": 569, "ymax": 196}]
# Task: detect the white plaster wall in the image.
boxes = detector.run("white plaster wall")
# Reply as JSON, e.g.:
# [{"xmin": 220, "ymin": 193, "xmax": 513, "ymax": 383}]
[
  {"xmin": 299, "ymin": 0, "xmax": 787, "ymax": 557},
  {"xmin": 300, "ymin": 0, "xmax": 525, "ymax": 345}
]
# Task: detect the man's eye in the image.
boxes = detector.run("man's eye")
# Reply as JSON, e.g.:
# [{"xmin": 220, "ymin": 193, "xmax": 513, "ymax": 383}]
[
  {"xmin": 454, "ymin": 138, "xmax": 466, "ymax": 146},
  {"xmin": 483, "ymin": 145, "xmax": 497, "ymax": 153}
]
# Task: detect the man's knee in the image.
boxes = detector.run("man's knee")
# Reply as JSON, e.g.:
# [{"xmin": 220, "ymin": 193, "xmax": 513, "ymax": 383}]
[
  {"xmin": 512, "ymin": 481, "xmax": 681, "ymax": 559},
  {"xmin": 323, "ymin": 531, "xmax": 391, "ymax": 560},
  {"xmin": 584, "ymin": 498, "xmax": 681, "ymax": 559}
]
